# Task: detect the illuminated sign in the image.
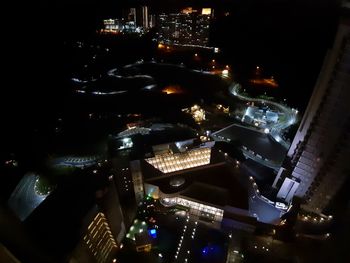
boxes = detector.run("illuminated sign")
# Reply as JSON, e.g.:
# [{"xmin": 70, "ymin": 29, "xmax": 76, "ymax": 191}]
[{"xmin": 202, "ymin": 8, "xmax": 212, "ymax": 15}]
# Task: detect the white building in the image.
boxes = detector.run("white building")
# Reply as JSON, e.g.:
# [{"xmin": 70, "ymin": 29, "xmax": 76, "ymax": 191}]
[{"xmin": 274, "ymin": 17, "xmax": 350, "ymax": 213}]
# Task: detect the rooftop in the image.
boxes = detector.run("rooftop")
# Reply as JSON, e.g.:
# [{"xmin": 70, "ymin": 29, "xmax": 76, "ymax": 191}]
[
  {"xmin": 145, "ymin": 147, "xmax": 211, "ymax": 173},
  {"xmin": 143, "ymin": 148, "xmax": 249, "ymax": 210}
]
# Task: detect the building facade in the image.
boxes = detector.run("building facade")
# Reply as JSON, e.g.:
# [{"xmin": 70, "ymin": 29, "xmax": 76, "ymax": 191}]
[
  {"xmin": 82, "ymin": 212, "xmax": 118, "ymax": 263},
  {"xmin": 121, "ymin": 6, "xmax": 154, "ymax": 30},
  {"xmin": 157, "ymin": 11, "xmax": 211, "ymax": 47},
  {"xmin": 274, "ymin": 20, "xmax": 350, "ymax": 213}
]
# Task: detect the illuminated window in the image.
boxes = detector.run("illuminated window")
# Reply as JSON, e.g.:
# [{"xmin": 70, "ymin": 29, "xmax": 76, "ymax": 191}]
[
  {"xmin": 146, "ymin": 147, "xmax": 211, "ymax": 173},
  {"xmin": 84, "ymin": 212, "xmax": 118, "ymax": 263}
]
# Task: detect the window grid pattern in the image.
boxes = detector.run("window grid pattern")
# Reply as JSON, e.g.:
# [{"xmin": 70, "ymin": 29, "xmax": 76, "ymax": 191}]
[
  {"xmin": 145, "ymin": 147, "xmax": 211, "ymax": 173},
  {"xmin": 83, "ymin": 212, "xmax": 117, "ymax": 263}
]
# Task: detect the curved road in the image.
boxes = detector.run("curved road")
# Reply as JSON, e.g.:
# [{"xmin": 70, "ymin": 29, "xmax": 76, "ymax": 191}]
[{"xmin": 228, "ymin": 83, "xmax": 298, "ymax": 149}]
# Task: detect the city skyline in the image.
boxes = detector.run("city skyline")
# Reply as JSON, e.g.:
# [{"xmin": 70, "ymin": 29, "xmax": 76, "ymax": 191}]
[{"xmin": 1, "ymin": 1, "xmax": 348, "ymax": 263}]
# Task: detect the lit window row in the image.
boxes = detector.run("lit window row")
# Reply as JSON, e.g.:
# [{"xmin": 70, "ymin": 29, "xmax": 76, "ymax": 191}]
[
  {"xmin": 162, "ymin": 197, "xmax": 224, "ymax": 220},
  {"xmin": 84, "ymin": 212, "xmax": 118, "ymax": 263},
  {"xmin": 146, "ymin": 148, "xmax": 211, "ymax": 173}
]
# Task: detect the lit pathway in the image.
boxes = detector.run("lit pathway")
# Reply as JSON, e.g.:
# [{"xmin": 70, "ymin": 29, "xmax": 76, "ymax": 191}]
[{"xmin": 173, "ymin": 214, "xmax": 198, "ymax": 262}]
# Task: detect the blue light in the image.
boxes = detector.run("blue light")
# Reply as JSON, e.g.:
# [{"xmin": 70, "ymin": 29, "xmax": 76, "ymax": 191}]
[
  {"xmin": 202, "ymin": 245, "xmax": 221, "ymax": 257},
  {"xmin": 149, "ymin": 229, "xmax": 157, "ymax": 238}
]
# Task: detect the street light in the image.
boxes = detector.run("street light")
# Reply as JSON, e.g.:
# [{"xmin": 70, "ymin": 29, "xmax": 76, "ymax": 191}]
[{"xmin": 222, "ymin": 69, "xmax": 229, "ymax": 77}]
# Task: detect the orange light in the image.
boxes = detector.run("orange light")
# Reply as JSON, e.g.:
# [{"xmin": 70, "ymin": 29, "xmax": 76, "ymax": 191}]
[
  {"xmin": 158, "ymin": 43, "xmax": 164, "ymax": 49},
  {"xmin": 182, "ymin": 7, "xmax": 193, "ymax": 14},
  {"xmin": 249, "ymin": 78, "xmax": 278, "ymax": 88},
  {"xmin": 162, "ymin": 85, "xmax": 184, "ymax": 95}
]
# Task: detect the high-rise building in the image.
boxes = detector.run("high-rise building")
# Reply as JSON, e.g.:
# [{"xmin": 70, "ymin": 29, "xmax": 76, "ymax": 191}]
[
  {"xmin": 69, "ymin": 180, "xmax": 126, "ymax": 263},
  {"xmin": 274, "ymin": 18, "xmax": 350, "ymax": 213},
  {"xmin": 103, "ymin": 19, "xmax": 123, "ymax": 33},
  {"xmin": 130, "ymin": 160, "xmax": 144, "ymax": 204},
  {"xmin": 5, "ymin": 163, "xmax": 126, "ymax": 263},
  {"xmin": 121, "ymin": 6, "xmax": 153, "ymax": 31},
  {"xmin": 82, "ymin": 212, "xmax": 118, "ymax": 263},
  {"xmin": 141, "ymin": 6, "xmax": 149, "ymax": 29},
  {"xmin": 103, "ymin": 7, "xmax": 154, "ymax": 35},
  {"xmin": 149, "ymin": 14, "xmax": 156, "ymax": 28},
  {"xmin": 157, "ymin": 11, "xmax": 211, "ymax": 47},
  {"xmin": 129, "ymin": 8, "xmax": 137, "ymax": 25},
  {"xmin": 194, "ymin": 14, "xmax": 210, "ymax": 46}
]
